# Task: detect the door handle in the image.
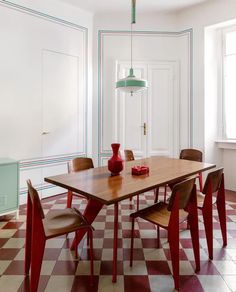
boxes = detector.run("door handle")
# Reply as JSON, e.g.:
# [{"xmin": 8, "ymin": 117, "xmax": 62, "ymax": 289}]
[
  {"xmin": 41, "ymin": 131, "xmax": 50, "ymax": 135},
  {"xmin": 141, "ymin": 123, "xmax": 147, "ymax": 135}
]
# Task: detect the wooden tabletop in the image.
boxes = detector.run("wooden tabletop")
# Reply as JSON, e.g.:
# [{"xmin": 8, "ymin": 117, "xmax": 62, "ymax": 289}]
[{"xmin": 45, "ymin": 156, "xmax": 215, "ymax": 205}]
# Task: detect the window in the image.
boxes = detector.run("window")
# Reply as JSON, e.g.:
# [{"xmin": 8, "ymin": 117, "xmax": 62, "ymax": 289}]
[{"xmin": 223, "ymin": 28, "xmax": 236, "ymax": 139}]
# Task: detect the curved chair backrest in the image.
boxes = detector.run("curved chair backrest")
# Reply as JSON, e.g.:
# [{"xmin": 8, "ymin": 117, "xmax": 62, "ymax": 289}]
[
  {"xmin": 180, "ymin": 149, "xmax": 203, "ymax": 162},
  {"xmin": 27, "ymin": 180, "xmax": 45, "ymax": 219},
  {"xmin": 124, "ymin": 150, "xmax": 135, "ymax": 162},
  {"xmin": 202, "ymin": 168, "xmax": 224, "ymax": 194},
  {"xmin": 168, "ymin": 177, "xmax": 196, "ymax": 211},
  {"xmin": 68, "ymin": 157, "xmax": 94, "ymax": 173}
]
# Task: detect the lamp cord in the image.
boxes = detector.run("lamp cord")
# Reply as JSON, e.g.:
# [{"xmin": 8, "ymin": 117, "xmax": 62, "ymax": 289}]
[
  {"xmin": 131, "ymin": 22, "xmax": 133, "ymax": 70},
  {"xmin": 130, "ymin": 0, "xmax": 135, "ymax": 71}
]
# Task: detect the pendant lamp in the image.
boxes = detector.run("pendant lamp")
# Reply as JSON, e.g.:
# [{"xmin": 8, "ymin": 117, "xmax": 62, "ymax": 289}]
[{"xmin": 116, "ymin": 0, "xmax": 148, "ymax": 96}]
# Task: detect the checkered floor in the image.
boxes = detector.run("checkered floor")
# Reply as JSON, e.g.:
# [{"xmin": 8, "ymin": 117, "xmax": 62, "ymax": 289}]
[{"xmin": 1, "ymin": 191, "xmax": 236, "ymax": 292}]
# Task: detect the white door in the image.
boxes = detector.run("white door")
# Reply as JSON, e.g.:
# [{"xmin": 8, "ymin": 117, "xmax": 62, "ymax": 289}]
[
  {"xmin": 41, "ymin": 50, "xmax": 81, "ymax": 198},
  {"xmin": 116, "ymin": 63, "xmax": 148, "ymax": 159},
  {"xmin": 116, "ymin": 61, "xmax": 179, "ymax": 158},
  {"xmin": 42, "ymin": 50, "xmax": 80, "ymax": 157}
]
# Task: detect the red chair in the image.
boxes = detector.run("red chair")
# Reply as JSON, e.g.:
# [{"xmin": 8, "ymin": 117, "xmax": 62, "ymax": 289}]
[
  {"xmin": 25, "ymin": 180, "xmax": 94, "ymax": 292},
  {"xmin": 124, "ymin": 150, "xmax": 140, "ymax": 210},
  {"xmin": 124, "ymin": 149, "xmax": 160, "ymax": 210},
  {"xmin": 156, "ymin": 149, "xmax": 203, "ymax": 203},
  {"xmin": 180, "ymin": 149, "xmax": 203, "ymax": 192},
  {"xmin": 197, "ymin": 168, "xmax": 227, "ymax": 259},
  {"xmin": 130, "ymin": 177, "xmax": 200, "ymax": 291},
  {"xmin": 67, "ymin": 157, "xmax": 94, "ymax": 208}
]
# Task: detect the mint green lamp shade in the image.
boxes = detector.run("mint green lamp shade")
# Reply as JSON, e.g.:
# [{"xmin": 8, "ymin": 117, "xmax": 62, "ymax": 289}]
[{"xmin": 116, "ymin": 68, "xmax": 148, "ymax": 94}]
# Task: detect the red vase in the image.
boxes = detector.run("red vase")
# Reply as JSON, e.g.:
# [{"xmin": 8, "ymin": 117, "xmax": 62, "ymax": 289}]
[{"xmin": 108, "ymin": 143, "xmax": 124, "ymax": 176}]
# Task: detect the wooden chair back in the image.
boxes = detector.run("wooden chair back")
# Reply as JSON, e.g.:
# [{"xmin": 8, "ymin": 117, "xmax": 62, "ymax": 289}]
[
  {"xmin": 180, "ymin": 149, "xmax": 203, "ymax": 162},
  {"xmin": 27, "ymin": 179, "xmax": 45, "ymax": 219},
  {"xmin": 124, "ymin": 150, "xmax": 135, "ymax": 161},
  {"xmin": 168, "ymin": 177, "xmax": 196, "ymax": 211},
  {"xmin": 202, "ymin": 168, "xmax": 224, "ymax": 194},
  {"xmin": 68, "ymin": 157, "xmax": 94, "ymax": 173}
]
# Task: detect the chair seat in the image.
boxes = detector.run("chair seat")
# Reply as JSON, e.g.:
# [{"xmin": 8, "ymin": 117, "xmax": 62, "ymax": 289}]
[
  {"xmin": 44, "ymin": 208, "xmax": 88, "ymax": 238},
  {"xmin": 137, "ymin": 202, "xmax": 188, "ymax": 228}
]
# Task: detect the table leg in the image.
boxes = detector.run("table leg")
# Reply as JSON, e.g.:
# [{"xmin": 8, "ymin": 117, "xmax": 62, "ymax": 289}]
[
  {"xmin": 71, "ymin": 198, "xmax": 104, "ymax": 250},
  {"xmin": 112, "ymin": 202, "xmax": 119, "ymax": 283}
]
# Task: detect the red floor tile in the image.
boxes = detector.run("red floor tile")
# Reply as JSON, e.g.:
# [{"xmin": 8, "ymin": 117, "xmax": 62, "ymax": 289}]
[
  {"xmin": 146, "ymin": 260, "xmax": 171, "ymax": 275},
  {"xmin": 103, "ymin": 238, "xmax": 123, "ymax": 248},
  {"xmin": 180, "ymin": 275, "xmax": 204, "ymax": 292},
  {"xmin": 123, "ymin": 248, "xmax": 145, "ymax": 261},
  {"xmin": 0, "ymin": 248, "xmax": 20, "ymax": 260},
  {"xmin": 2, "ymin": 222, "xmax": 24, "ymax": 229},
  {"xmin": 4, "ymin": 260, "xmax": 25, "ymax": 275},
  {"xmin": 100, "ymin": 260, "xmax": 123, "ymax": 275},
  {"xmin": 124, "ymin": 275, "xmax": 151, "ymax": 292},
  {"xmin": 71, "ymin": 275, "xmax": 99, "ymax": 292}
]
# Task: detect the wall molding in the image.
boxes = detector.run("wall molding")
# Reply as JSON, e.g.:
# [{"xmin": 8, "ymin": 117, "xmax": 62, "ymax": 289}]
[
  {"xmin": 0, "ymin": 1, "xmax": 89, "ymax": 199},
  {"xmin": 0, "ymin": 0, "xmax": 88, "ymax": 157},
  {"xmin": 98, "ymin": 29, "xmax": 193, "ymax": 165}
]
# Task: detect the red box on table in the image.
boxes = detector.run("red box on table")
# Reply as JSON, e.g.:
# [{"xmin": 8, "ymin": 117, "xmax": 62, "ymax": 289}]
[{"xmin": 131, "ymin": 166, "xmax": 149, "ymax": 175}]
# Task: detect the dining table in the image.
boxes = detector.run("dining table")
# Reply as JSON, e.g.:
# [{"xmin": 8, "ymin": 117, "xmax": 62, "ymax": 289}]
[{"xmin": 45, "ymin": 156, "xmax": 216, "ymax": 282}]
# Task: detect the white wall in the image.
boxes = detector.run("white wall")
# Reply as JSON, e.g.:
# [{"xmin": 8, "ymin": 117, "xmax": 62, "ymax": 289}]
[
  {"xmin": 0, "ymin": 0, "xmax": 94, "ymax": 201},
  {"xmin": 2, "ymin": 0, "xmax": 236, "ymax": 191},
  {"xmin": 177, "ymin": 0, "xmax": 236, "ymax": 190}
]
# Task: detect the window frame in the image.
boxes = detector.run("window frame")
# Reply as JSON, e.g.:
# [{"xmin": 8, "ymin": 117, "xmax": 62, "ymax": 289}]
[{"xmin": 221, "ymin": 25, "xmax": 236, "ymax": 141}]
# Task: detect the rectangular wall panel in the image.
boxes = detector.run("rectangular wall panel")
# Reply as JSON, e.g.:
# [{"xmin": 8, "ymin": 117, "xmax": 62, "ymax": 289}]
[
  {"xmin": 148, "ymin": 63, "xmax": 179, "ymax": 157},
  {"xmin": 98, "ymin": 31, "xmax": 191, "ymax": 164},
  {"xmin": 0, "ymin": 3, "xmax": 88, "ymax": 201},
  {"xmin": 42, "ymin": 50, "xmax": 79, "ymax": 157}
]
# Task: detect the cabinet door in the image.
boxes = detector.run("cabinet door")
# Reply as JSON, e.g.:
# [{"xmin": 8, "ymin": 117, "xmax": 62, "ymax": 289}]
[{"xmin": 0, "ymin": 163, "xmax": 18, "ymax": 213}]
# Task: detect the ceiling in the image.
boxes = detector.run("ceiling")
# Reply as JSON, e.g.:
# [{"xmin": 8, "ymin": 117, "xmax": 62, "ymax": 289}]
[{"xmin": 59, "ymin": 0, "xmax": 209, "ymax": 14}]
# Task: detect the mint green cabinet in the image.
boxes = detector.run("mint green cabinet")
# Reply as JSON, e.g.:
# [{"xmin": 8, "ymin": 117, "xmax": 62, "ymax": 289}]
[{"xmin": 0, "ymin": 158, "xmax": 19, "ymax": 218}]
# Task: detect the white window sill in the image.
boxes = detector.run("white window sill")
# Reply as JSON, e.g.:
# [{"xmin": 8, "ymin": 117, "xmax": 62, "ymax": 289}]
[{"xmin": 216, "ymin": 140, "xmax": 236, "ymax": 150}]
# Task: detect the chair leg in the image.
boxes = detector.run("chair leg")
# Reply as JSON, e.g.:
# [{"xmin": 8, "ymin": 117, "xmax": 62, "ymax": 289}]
[
  {"xmin": 163, "ymin": 185, "xmax": 167, "ymax": 203},
  {"xmin": 157, "ymin": 226, "xmax": 160, "ymax": 248},
  {"xmin": 216, "ymin": 182, "xmax": 227, "ymax": 246},
  {"xmin": 75, "ymin": 231, "xmax": 78, "ymax": 259},
  {"xmin": 154, "ymin": 187, "xmax": 159, "ymax": 203},
  {"xmin": 71, "ymin": 199, "xmax": 103, "ymax": 250},
  {"xmin": 198, "ymin": 173, "xmax": 203, "ymax": 192},
  {"xmin": 136, "ymin": 195, "xmax": 139, "ymax": 211},
  {"xmin": 188, "ymin": 215, "xmax": 200, "ymax": 272},
  {"xmin": 130, "ymin": 217, "xmax": 135, "ymax": 267},
  {"xmin": 88, "ymin": 228, "xmax": 94, "ymax": 286},
  {"xmin": 202, "ymin": 207, "xmax": 213, "ymax": 260},
  {"xmin": 168, "ymin": 227, "xmax": 179, "ymax": 291},
  {"xmin": 30, "ymin": 235, "xmax": 45, "ymax": 292},
  {"xmin": 67, "ymin": 190, "xmax": 73, "ymax": 208},
  {"xmin": 25, "ymin": 196, "xmax": 32, "ymax": 275},
  {"xmin": 87, "ymin": 231, "xmax": 90, "ymax": 246}
]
